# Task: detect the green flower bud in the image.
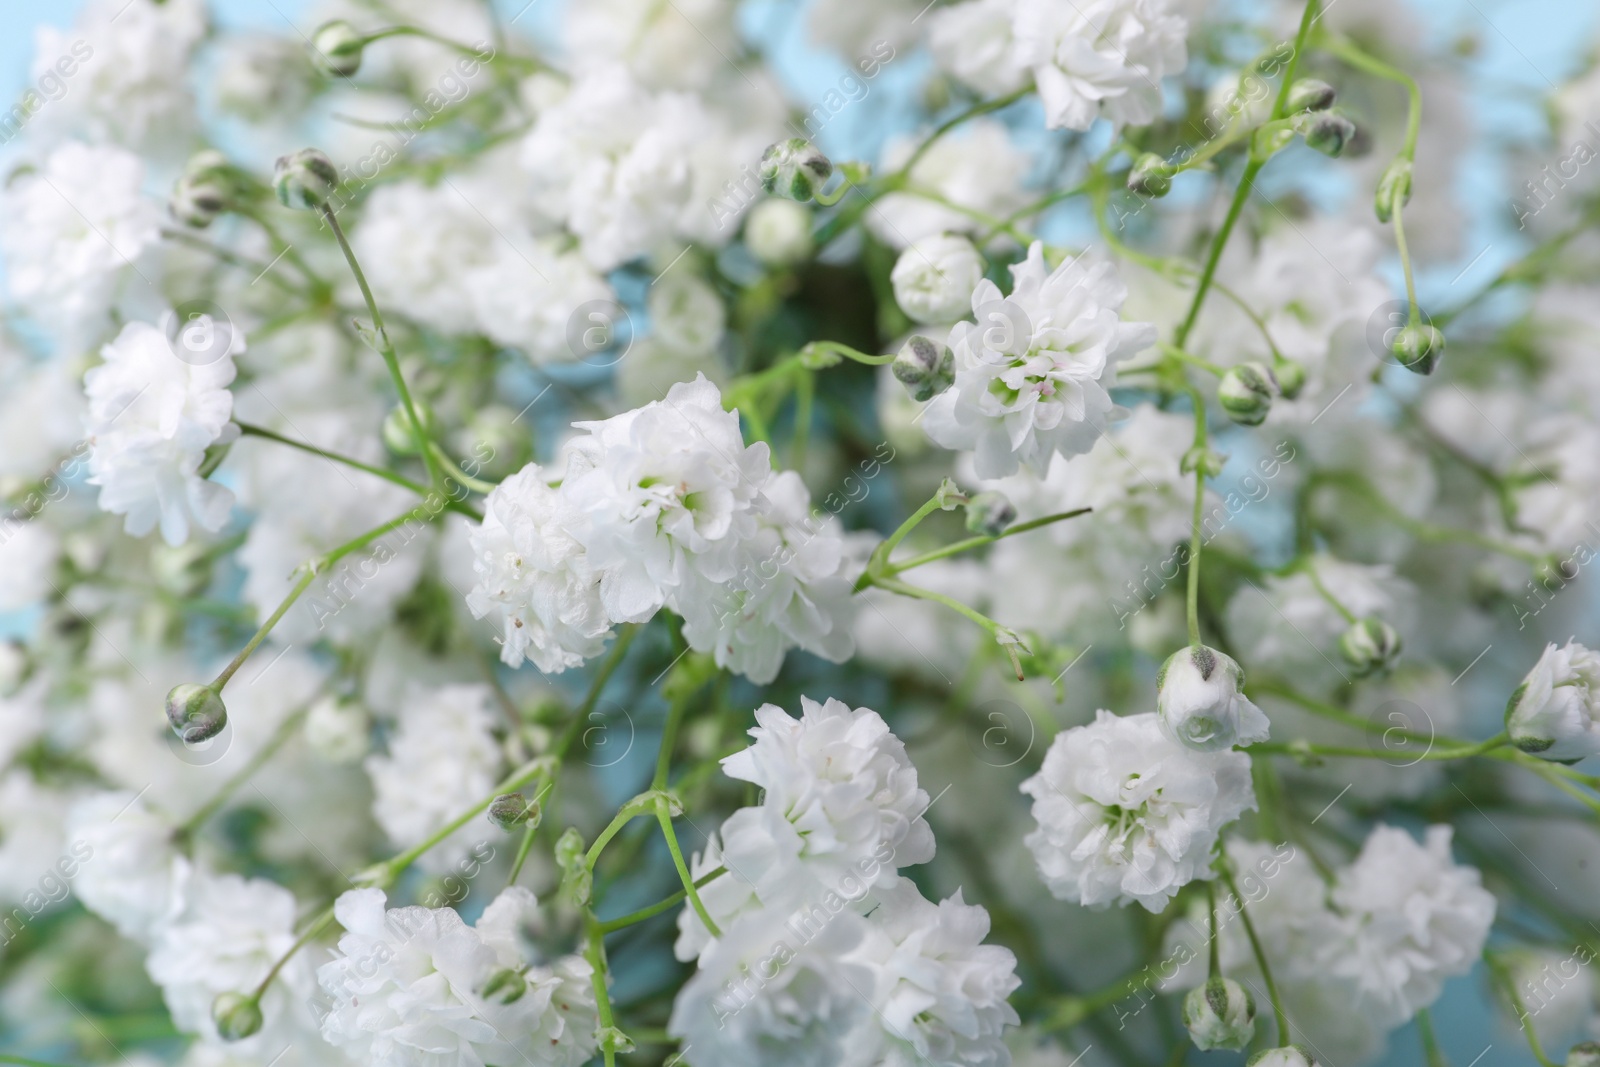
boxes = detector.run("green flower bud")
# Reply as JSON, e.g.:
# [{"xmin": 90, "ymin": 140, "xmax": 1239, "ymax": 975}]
[
  {"xmin": 1339, "ymin": 617, "xmax": 1401, "ymax": 676},
  {"xmin": 166, "ymin": 683, "xmax": 228, "ymax": 744},
  {"xmin": 1247, "ymin": 1047, "xmax": 1317, "ymax": 1067},
  {"xmin": 487, "ymin": 792, "xmax": 541, "ymax": 831},
  {"xmin": 1272, "ymin": 356, "xmax": 1307, "ymax": 399},
  {"xmin": 892, "ymin": 335, "xmax": 955, "ymax": 402},
  {"xmin": 1375, "ymin": 157, "xmax": 1414, "ymax": 223},
  {"xmin": 1297, "ymin": 110, "xmax": 1357, "ymax": 157},
  {"xmin": 1287, "ymin": 78, "xmax": 1337, "ymax": 112},
  {"xmin": 1182, "ymin": 977, "xmax": 1256, "ymax": 1052},
  {"xmin": 1567, "ymin": 1041, "xmax": 1600, "ymax": 1067},
  {"xmin": 273, "ymin": 148, "xmax": 339, "ymax": 210},
  {"xmin": 482, "ymin": 967, "xmax": 527, "ymax": 1005},
  {"xmin": 381, "ymin": 402, "xmax": 437, "ymax": 456},
  {"xmin": 965, "ymin": 491, "xmax": 1016, "ymax": 537},
  {"xmin": 171, "ymin": 173, "xmax": 229, "ymax": 228},
  {"xmin": 311, "ymin": 19, "xmax": 365, "ymax": 78},
  {"xmin": 759, "ymin": 139, "xmax": 833, "ymax": 202},
  {"xmin": 597, "ymin": 1026, "xmax": 636, "ymax": 1055},
  {"xmin": 1217, "ymin": 362, "xmax": 1277, "ymax": 426},
  {"xmin": 212, "ymin": 992, "xmax": 263, "ymax": 1041},
  {"xmin": 1390, "ymin": 322, "xmax": 1444, "ymax": 375},
  {"xmin": 1128, "ymin": 153, "xmax": 1172, "ymax": 198},
  {"xmin": 1181, "ymin": 444, "xmax": 1227, "ymax": 478}
]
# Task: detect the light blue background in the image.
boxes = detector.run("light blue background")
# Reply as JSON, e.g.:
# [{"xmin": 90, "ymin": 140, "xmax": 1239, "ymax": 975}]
[{"xmin": 2, "ymin": 1, "xmax": 1596, "ymax": 1065}]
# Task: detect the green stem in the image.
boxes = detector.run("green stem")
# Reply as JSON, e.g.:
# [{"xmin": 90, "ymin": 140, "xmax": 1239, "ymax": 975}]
[
  {"xmin": 884, "ymin": 508, "xmax": 1092, "ymax": 574},
  {"xmin": 506, "ymin": 780, "xmax": 556, "ymax": 886},
  {"xmin": 1184, "ymin": 384, "xmax": 1209, "ymax": 647},
  {"xmin": 1251, "ymin": 734, "xmax": 1512, "ymax": 762},
  {"xmin": 177, "ymin": 705, "xmax": 311, "ymax": 839},
  {"xmin": 1207, "ymin": 879, "xmax": 1221, "ymax": 978},
  {"xmin": 598, "ymin": 867, "xmax": 727, "ymax": 934},
  {"xmin": 584, "ymin": 916, "xmax": 620, "ymax": 1067},
  {"xmin": 802, "ymin": 340, "xmax": 895, "ymax": 366},
  {"xmin": 319, "ymin": 204, "xmax": 446, "ymax": 493},
  {"xmin": 855, "ymin": 488, "xmax": 961, "ymax": 593},
  {"xmin": 656, "ymin": 796, "xmax": 721, "ymax": 937},
  {"xmin": 160, "ymin": 229, "xmax": 304, "ymax": 296},
  {"xmin": 871, "ymin": 575, "xmax": 1025, "ymax": 680},
  {"xmin": 892, "ymin": 87, "xmax": 1032, "ymax": 183},
  {"xmin": 428, "ymin": 441, "xmax": 498, "ymax": 495},
  {"xmin": 1219, "ymin": 863, "xmax": 1289, "ymax": 1045},
  {"xmin": 1417, "ymin": 1008, "xmax": 1449, "ymax": 1067},
  {"xmin": 250, "ymin": 904, "xmax": 337, "ymax": 1001},
  {"xmin": 1486, "ymin": 953, "xmax": 1560, "ymax": 1067},
  {"xmin": 381, "ymin": 758, "xmax": 551, "ymax": 878},
  {"xmin": 653, "ymin": 690, "xmax": 695, "ymax": 791},
  {"xmin": 237, "ymin": 423, "xmax": 480, "ymax": 519}
]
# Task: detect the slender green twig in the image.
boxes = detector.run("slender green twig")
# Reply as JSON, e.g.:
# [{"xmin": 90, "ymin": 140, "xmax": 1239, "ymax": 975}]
[{"xmin": 1219, "ymin": 863, "xmax": 1289, "ymax": 1045}]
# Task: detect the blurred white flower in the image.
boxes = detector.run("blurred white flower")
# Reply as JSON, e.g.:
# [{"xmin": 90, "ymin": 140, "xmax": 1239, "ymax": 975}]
[
  {"xmin": 1013, "ymin": 0, "xmax": 1187, "ymax": 131},
  {"xmin": 1506, "ymin": 640, "xmax": 1600, "ymax": 760}
]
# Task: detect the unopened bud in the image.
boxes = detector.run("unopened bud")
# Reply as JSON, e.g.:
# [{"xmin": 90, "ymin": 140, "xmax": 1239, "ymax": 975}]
[
  {"xmin": 1391, "ymin": 322, "xmax": 1444, "ymax": 375},
  {"xmin": 1567, "ymin": 1041, "xmax": 1600, "ymax": 1067},
  {"xmin": 1217, "ymin": 362, "xmax": 1277, "ymax": 426},
  {"xmin": 1375, "ymin": 157, "xmax": 1413, "ymax": 223},
  {"xmin": 1297, "ymin": 110, "xmax": 1357, "ymax": 157},
  {"xmin": 744, "ymin": 198, "xmax": 814, "ymax": 267},
  {"xmin": 1287, "ymin": 78, "xmax": 1337, "ymax": 112},
  {"xmin": 1339, "ymin": 617, "xmax": 1401, "ymax": 676},
  {"xmin": 1128, "ymin": 153, "xmax": 1172, "ymax": 198},
  {"xmin": 482, "ymin": 968, "xmax": 527, "ymax": 1005},
  {"xmin": 212, "ymin": 992, "xmax": 262, "ymax": 1041},
  {"xmin": 381, "ymin": 402, "xmax": 437, "ymax": 456},
  {"xmin": 965, "ymin": 491, "xmax": 1016, "ymax": 537},
  {"xmin": 1247, "ymin": 1047, "xmax": 1317, "ymax": 1067},
  {"xmin": 892, "ymin": 335, "xmax": 955, "ymax": 402},
  {"xmin": 1183, "ymin": 977, "xmax": 1256, "ymax": 1052},
  {"xmin": 487, "ymin": 792, "xmax": 540, "ymax": 831},
  {"xmin": 170, "ymin": 158, "xmax": 231, "ymax": 228},
  {"xmin": 311, "ymin": 20, "xmax": 365, "ymax": 77},
  {"xmin": 1181, "ymin": 444, "xmax": 1227, "ymax": 478},
  {"xmin": 759, "ymin": 139, "xmax": 833, "ymax": 202},
  {"xmin": 273, "ymin": 148, "xmax": 339, "ymax": 210},
  {"xmin": 166, "ymin": 683, "xmax": 227, "ymax": 744},
  {"xmin": 597, "ymin": 1026, "xmax": 636, "ymax": 1055},
  {"xmin": 1271, "ymin": 357, "xmax": 1307, "ymax": 399}
]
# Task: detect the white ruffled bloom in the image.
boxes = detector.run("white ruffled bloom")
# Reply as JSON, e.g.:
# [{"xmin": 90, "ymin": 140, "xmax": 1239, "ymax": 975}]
[
  {"xmin": 859, "ymin": 881, "xmax": 1021, "ymax": 1067},
  {"xmin": 561, "ymin": 374, "xmax": 772, "ymax": 622},
  {"xmin": 1330, "ymin": 824, "xmax": 1495, "ymax": 1025},
  {"xmin": 892, "ymin": 235, "xmax": 986, "ymax": 325},
  {"xmin": 1507, "ymin": 640, "xmax": 1600, "ymax": 761},
  {"xmin": 923, "ymin": 242, "xmax": 1156, "ymax": 478},
  {"xmin": 467, "ymin": 465, "xmax": 613, "ymax": 672},
  {"xmin": 30, "ymin": 0, "xmax": 206, "ymax": 152},
  {"xmin": 715, "ymin": 696, "xmax": 936, "ymax": 901},
  {"xmin": 565, "ymin": 0, "xmax": 739, "ymax": 90},
  {"xmin": 317, "ymin": 887, "xmax": 598, "ymax": 1067},
  {"xmin": 1020, "ymin": 711, "xmax": 1255, "ymax": 910},
  {"xmin": 1, "ymin": 142, "xmax": 163, "ymax": 342},
  {"xmin": 0, "ymin": 772, "xmax": 71, "ymax": 904},
  {"xmin": 0, "ymin": 521, "xmax": 59, "ymax": 613},
  {"xmin": 1013, "ymin": 0, "xmax": 1188, "ymax": 132},
  {"xmin": 84, "ymin": 319, "xmax": 241, "ymax": 545},
  {"xmin": 519, "ymin": 66, "xmax": 695, "ymax": 270},
  {"xmin": 145, "ymin": 871, "xmax": 303, "ymax": 1042},
  {"xmin": 365, "ymin": 683, "xmax": 504, "ymax": 873},
  {"xmin": 1156, "ymin": 645, "xmax": 1271, "ymax": 751},
  {"xmin": 67, "ymin": 791, "xmax": 189, "ymax": 944},
  {"xmin": 674, "ymin": 471, "xmax": 857, "ymax": 684},
  {"xmin": 929, "ymin": 0, "xmax": 1029, "ymax": 97}
]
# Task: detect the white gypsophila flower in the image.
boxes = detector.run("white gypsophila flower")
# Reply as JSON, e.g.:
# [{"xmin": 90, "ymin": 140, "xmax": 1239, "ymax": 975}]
[
  {"xmin": 1225, "ymin": 555, "xmax": 1415, "ymax": 694},
  {"xmin": 613, "ymin": 338, "xmax": 730, "ymax": 410},
  {"xmin": 1, "ymin": 142, "xmax": 163, "ymax": 344},
  {"xmin": 1498, "ymin": 947, "xmax": 1597, "ymax": 1049},
  {"xmin": 0, "ymin": 356, "xmax": 85, "ymax": 485},
  {"xmin": 302, "ymin": 695, "xmax": 371, "ymax": 764},
  {"xmin": 807, "ymin": 0, "xmax": 924, "ymax": 54},
  {"xmin": 674, "ymin": 470, "xmax": 857, "ymax": 684},
  {"xmin": 145, "ymin": 871, "xmax": 303, "ymax": 1042},
  {"xmin": 67, "ymin": 791, "xmax": 189, "ymax": 945},
  {"xmin": 467, "ymin": 464, "xmax": 614, "ymax": 673},
  {"xmin": 519, "ymin": 66, "xmax": 695, "ymax": 270},
  {"xmin": 1506, "ymin": 640, "xmax": 1600, "ymax": 760},
  {"xmin": 84, "ymin": 319, "xmax": 241, "ymax": 546},
  {"xmin": 859, "ymin": 880, "xmax": 1021, "ymax": 1067},
  {"xmin": 923, "ymin": 242, "xmax": 1157, "ymax": 478},
  {"xmin": 871, "ymin": 121, "xmax": 1030, "ymax": 249},
  {"xmin": 744, "ymin": 198, "xmax": 813, "ymax": 267},
  {"xmin": 1020, "ymin": 711, "xmax": 1255, "ymax": 911},
  {"xmin": 673, "ymin": 834, "xmax": 763, "ymax": 962},
  {"xmin": 29, "ymin": 0, "xmax": 206, "ymax": 154},
  {"xmin": 565, "ymin": 0, "xmax": 738, "ymax": 90},
  {"xmin": 667, "ymin": 902, "xmax": 879, "ymax": 1067},
  {"xmin": 469, "ymin": 238, "xmax": 615, "ymax": 364},
  {"xmin": 1012, "ymin": 0, "xmax": 1188, "ymax": 132},
  {"xmin": 0, "ymin": 771, "xmax": 71, "ymax": 904},
  {"xmin": 365, "ymin": 683, "xmax": 504, "ymax": 874},
  {"xmin": 560, "ymin": 374, "xmax": 773, "ymax": 622},
  {"xmin": 318, "ymin": 887, "xmax": 598, "ymax": 1067},
  {"xmin": 1329, "ymin": 824, "xmax": 1495, "ymax": 1025},
  {"xmin": 1156, "ymin": 645, "xmax": 1271, "ymax": 752},
  {"xmin": 891, "ymin": 235, "xmax": 987, "ymax": 325},
  {"xmin": 929, "ymin": 0, "xmax": 1029, "ymax": 97},
  {"xmin": 717, "ymin": 696, "xmax": 936, "ymax": 901},
  {"xmin": 0, "ymin": 521, "xmax": 59, "ymax": 613},
  {"xmin": 212, "ymin": 33, "xmax": 316, "ymax": 122},
  {"xmin": 649, "ymin": 272, "xmax": 726, "ymax": 356},
  {"xmin": 1509, "ymin": 415, "xmax": 1600, "ymax": 555}
]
